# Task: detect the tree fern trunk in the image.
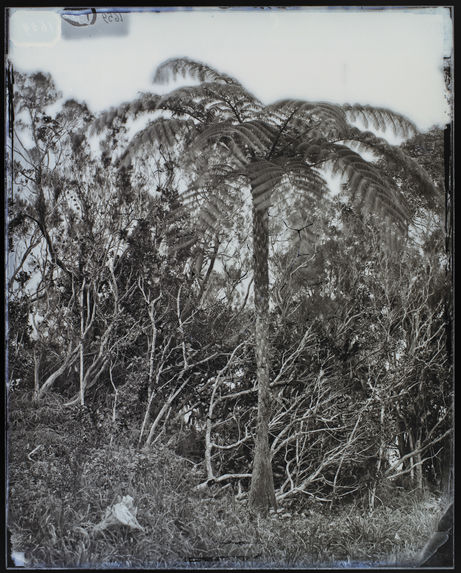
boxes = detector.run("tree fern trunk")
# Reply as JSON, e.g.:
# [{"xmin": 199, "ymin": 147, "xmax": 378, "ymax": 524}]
[{"xmin": 248, "ymin": 199, "xmax": 277, "ymax": 514}]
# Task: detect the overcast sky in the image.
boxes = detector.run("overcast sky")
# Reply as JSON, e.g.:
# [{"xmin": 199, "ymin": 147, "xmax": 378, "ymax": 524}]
[{"xmin": 9, "ymin": 7, "xmax": 452, "ymax": 132}]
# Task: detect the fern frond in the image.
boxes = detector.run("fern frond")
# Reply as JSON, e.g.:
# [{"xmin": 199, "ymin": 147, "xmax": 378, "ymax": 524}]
[
  {"xmin": 343, "ymin": 104, "xmax": 417, "ymax": 138},
  {"xmin": 265, "ymin": 100, "xmax": 348, "ymax": 137},
  {"xmin": 245, "ymin": 160, "xmax": 284, "ymax": 212},
  {"xmin": 173, "ymin": 182, "xmax": 238, "ymax": 234},
  {"xmin": 166, "ymin": 158, "xmax": 243, "ymax": 225},
  {"xmin": 328, "ymin": 143, "xmax": 409, "ymax": 229},
  {"xmin": 330, "ymin": 144, "xmax": 379, "ymax": 179},
  {"xmin": 195, "ymin": 121, "xmax": 273, "ymax": 158},
  {"xmin": 264, "ymin": 100, "xmax": 312, "ymax": 131},
  {"xmin": 219, "ymin": 138, "xmax": 250, "ymax": 167},
  {"xmin": 301, "ymin": 102, "xmax": 348, "ymax": 135},
  {"xmin": 128, "ymin": 93, "xmax": 161, "ymax": 117},
  {"xmin": 155, "ymin": 86, "xmax": 212, "ymax": 122},
  {"xmin": 296, "ymin": 138, "xmax": 332, "ymax": 165},
  {"xmin": 155, "ymin": 81, "xmax": 256, "ymax": 118},
  {"xmin": 282, "ymin": 159, "xmax": 329, "ymax": 200},
  {"xmin": 266, "ymin": 99, "xmax": 311, "ymax": 114},
  {"xmin": 121, "ymin": 118, "xmax": 195, "ymax": 165},
  {"xmin": 162, "ymin": 82, "xmax": 261, "ymax": 123},
  {"xmin": 196, "ymin": 193, "xmax": 233, "ymax": 229},
  {"xmin": 370, "ymin": 187, "xmax": 409, "ymax": 227},
  {"xmin": 201, "ymin": 82, "xmax": 261, "ymax": 108},
  {"xmin": 343, "ymin": 127, "xmax": 439, "ymax": 208},
  {"xmin": 238, "ymin": 121, "xmax": 277, "ymax": 148},
  {"xmin": 91, "ymin": 95, "xmax": 161, "ymax": 134},
  {"xmin": 241, "ymin": 100, "xmax": 266, "ymax": 120},
  {"xmin": 154, "ymin": 57, "xmax": 242, "ymax": 87},
  {"xmin": 194, "ymin": 163, "xmax": 238, "ymax": 185}
]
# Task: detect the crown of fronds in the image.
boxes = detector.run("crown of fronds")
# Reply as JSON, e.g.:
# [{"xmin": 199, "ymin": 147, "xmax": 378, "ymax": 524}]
[{"xmin": 103, "ymin": 57, "xmax": 439, "ymax": 237}]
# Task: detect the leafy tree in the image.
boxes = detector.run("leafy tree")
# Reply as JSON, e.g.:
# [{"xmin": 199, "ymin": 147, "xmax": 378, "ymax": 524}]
[
  {"xmin": 9, "ymin": 72, "xmax": 157, "ymax": 405},
  {"xmin": 99, "ymin": 58, "xmax": 439, "ymax": 514}
]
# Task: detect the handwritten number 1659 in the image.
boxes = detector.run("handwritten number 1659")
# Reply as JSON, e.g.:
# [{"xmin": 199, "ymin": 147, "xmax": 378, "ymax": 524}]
[{"xmin": 102, "ymin": 13, "xmax": 123, "ymax": 24}]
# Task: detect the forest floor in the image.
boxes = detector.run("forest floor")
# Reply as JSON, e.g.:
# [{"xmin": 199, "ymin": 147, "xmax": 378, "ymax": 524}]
[{"xmin": 7, "ymin": 391, "xmax": 445, "ymax": 569}]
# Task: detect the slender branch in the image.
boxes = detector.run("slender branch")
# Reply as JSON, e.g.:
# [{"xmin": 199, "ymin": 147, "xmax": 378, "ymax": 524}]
[
  {"xmin": 8, "ymin": 237, "xmax": 41, "ymax": 290},
  {"xmin": 385, "ymin": 428, "xmax": 452, "ymax": 477}
]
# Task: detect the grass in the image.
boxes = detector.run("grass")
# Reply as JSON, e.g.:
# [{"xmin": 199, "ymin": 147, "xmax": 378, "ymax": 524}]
[{"xmin": 7, "ymin": 392, "xmax": 444, "ymax": 569}]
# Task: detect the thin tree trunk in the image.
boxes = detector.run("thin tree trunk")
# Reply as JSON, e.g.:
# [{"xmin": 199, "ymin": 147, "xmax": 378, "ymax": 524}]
[
  {"xmin": 36, "ymin": 354, "xmax": 75, "ymax": 400},
  {"xmin": 139, "ymin": 302, "xmax": 158, "ymax": 442},
  {"xmin": 143, "ymin": 376, "xmax": 190, "ymax": 448},
  {"xmin": 204, "ymin": 401, "xmax": 215, "ymax": 482},
  {"xmin": 79, "ymin": 342, "xmax": 85, "ymax": 405},
  {"xmin": 79, "ymin": 280, "xmax": 86, "ymax": 406},
  {"xmin": 33, "ymin": 349, "xmax": 40, "ymax": 402},
  {"xmin": 414, "ymin": 438, "xmax": 423, "ymax": 490},
  {"xmin": 248, "ymin": 200, "xmax": 276, "ymax": 514},
  {"xmin": 397, "ymin": 427, "xmax": 408, "ymax": 477},
  {"xmin": 408, "ymin": 432, "xmax": 415, "ymax": 483},
  {"xmin": 369, "ymin": 403, "xmax": 385, "ymax": 512},
  {"xmin": 197, "ymin": 235, "xmax": 220, "ymax": 305}
]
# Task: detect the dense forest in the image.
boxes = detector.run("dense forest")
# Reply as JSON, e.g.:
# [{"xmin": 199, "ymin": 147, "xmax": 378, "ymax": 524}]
[{"xmin": 6, "ymin": 60, "xmax": 453, "ymax": 568}]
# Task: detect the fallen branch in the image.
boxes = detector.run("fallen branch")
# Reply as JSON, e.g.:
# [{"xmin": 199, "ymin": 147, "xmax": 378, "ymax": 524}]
[
  {"xmin": 195, "ymin": 473, "xmax": 252, "ymax": 491},
  {"xmin": 27, "ymin": 444, "xmax": 43, "ymax": 460}
]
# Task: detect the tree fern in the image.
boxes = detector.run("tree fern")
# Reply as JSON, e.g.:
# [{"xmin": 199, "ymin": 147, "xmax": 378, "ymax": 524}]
[{"xmin": 112, "ymin": 57, "xmax": 440, "ymax": 515}]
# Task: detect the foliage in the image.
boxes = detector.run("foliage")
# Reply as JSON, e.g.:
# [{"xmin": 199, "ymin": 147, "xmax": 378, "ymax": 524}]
[
  {"xmin": 7, "ymin": 66, "xmax": 452, "ymax": 565},
  {"xmin": 7, "ymin": 389, "xmax": 444, "ymax": 568}
]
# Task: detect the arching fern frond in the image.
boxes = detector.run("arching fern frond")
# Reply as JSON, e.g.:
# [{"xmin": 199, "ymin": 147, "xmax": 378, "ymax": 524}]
[
  {"xmin": 328, "ymin": 143, "xmax": 409, "ymax": 230},
  {"xmin": 155, "ymin": 86, "xmax": 212, "ymax": 123},
  {"xmin": 343, "ymin": 127, "xmax": 440, "ymax": 209},
  {"xmin": 154, "ymin": 57, "xmax": 243, "ymax": 87},
  {"xmin": 219, "ymin": 137, "xmax": 250, "ymax": 167},
  {"xmin": 120, "ymin": 118, "xmax": 196, "ymax": 166},
  {"xmin": 282, "ymin": 159, "xmax": 329, "ymax": 200},
  {"xmin": 128, "ymin": 93, "xmax": 162, "ymax": 117},
  {"xmin": 343, "ymin": 104, "xmax": 417, "ymax": 138},
  {"xmin": 202, "ymin": 82, "xmax": 261, "ymax": 107},
  {"xmin": 164, "ymin": 160, "xmax": 244, "ymax": 232},
  {"xmin": 172, "ymin": 180, "xmax": 240, "ymax": 234},
  {"xmin": 155, "ymin": 81, "xmax": 260, "ymax": 123},
  {"xmin": 91, "ymin": 94, "xmax": 161, "ymax": 134},
  {"xmin": 203, "ymin": 82, "xmax": 263, "ymax": 123}
]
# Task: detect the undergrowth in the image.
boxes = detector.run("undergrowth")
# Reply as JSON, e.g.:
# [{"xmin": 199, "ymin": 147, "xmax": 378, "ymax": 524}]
[{"xmin": 7, "ymin": 392, "xmax": 444, "ymax": 568}]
